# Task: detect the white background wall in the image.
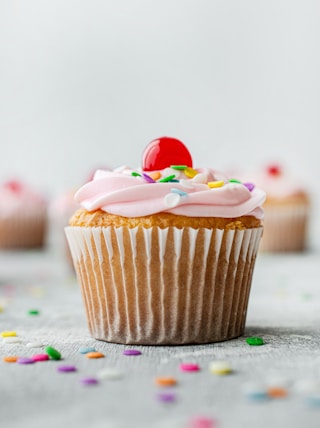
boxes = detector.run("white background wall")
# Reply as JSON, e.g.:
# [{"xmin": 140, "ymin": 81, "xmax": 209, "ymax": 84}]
[{"xmin": 1, "ymin": 0, "xmax": 319, "ymax": 242}]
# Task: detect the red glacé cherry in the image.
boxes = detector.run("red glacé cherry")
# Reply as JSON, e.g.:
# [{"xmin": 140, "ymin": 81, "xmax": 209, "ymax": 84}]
[
  {"xmin": 267, "ymin": 165, "xmax": 282, "ymax": 177},
  {"xmin": 142, "ymin": 137, "xmax": 193, "ymax": 171}
]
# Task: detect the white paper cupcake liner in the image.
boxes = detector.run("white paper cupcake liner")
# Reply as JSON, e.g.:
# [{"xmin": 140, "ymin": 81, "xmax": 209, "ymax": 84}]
[
  {"xmin": 0, "ymin": 210, "xmax": 47, "ymax": 249},
  {"xmin": 65, "ymin": 225, "xmax": 263, "ymax": 345},
  {"xmin": 259, "ymin": 204, "xmax": 309, "ymax": 252}
]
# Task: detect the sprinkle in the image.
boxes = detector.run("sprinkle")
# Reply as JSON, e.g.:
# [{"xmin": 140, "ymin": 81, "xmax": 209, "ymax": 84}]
[
  {"xmin": 170, "ymin": 188, "xmax": 188, "ymax": 197},
  {"xmin": 123, "ymin": 349, "xmax": 141, "ymax": 356},
  {"xmin": 45, "ymin": 346, "xmax": 62, "ymax": 360},
  {"xmin": 170, "ymin": 165, "xmax": 187, "ymax": 170},
  {"xmin": 57, "ymin": 365, "xmax": 77, "ymax": 373},
  {"xmin": 306, "ymin": 394, "xmax": 320, "ymax": 407},
  {"xmin": 164, "ymin": 193, "xmax": 181, "ymax": 208},
  {"xmin": 209, "ymin": 361, "xmax": 232, "ymax": 375},
  {"xmin": 179, "ymin": 363, "xmax": 200, "ymax": 372},
  {"xmin": 142, "ymin": 172, "xmax": 156, "ymax": 183},
  {"xmin": 28, "ymin": 309, "xmax": 40, "ymax": 315},
  {"xmin": 192, "ymin": 173, "xmax": 208, "ymax": 184},
  {"xmin": 97, "ymin": 368, "xmax": 123, "ymax": 380},
  {"xmin": 26, "ymin": 342, "xmax": 44, "ymax": 348},
  {"xmin": 80, "ymin": 377, "xmax": 99, "ymax": 386},
  {"xmin": 229, "ymin": 178, "xmax": 242, "ymax": 184},
  {"xmin": 0, "ymin": 306, "xmax": 3, "ymax": 312},
  {"xmin": 131, "ymin": 171, "xmax": 141, "ymax": 177},
  {"xmin": 32, "ymin": 354, "xmax": 49, "ymax": 362},
  {"xmin": 159, "ymin": 174, "xmax": 176, "ymax": 183},
  {"xmin": 267, "ymin": 386, "xmax": 288, "ymax": 398},
  {"xmin": 149, "ymin": 171, "xmax": 161, "ymax": 181},
  {"xmin": 86, "ymin": 351, "xmax": 105, "ymax": 359},
  {"xmin": 243, "ymin": 182, "xmax": 255, "ymax": 192},
  {"xmin": 79, "ymin": 347, "xmax": 97, "ymax": 354},
  {"xmin": 1, "ymin": 331, "xmax": 17, "ymax": 338},
  {"xmin": 246, "ymin": 336, "xmax": 264, "ymax": 346},
  {"xmin": 208, "ymin": 181, "xmax": 224, "ymax": 189},
  {"xmin": 188, "ymin": 416, "xmax": 216, "ymax": 428},
  {"xmin": 157, "ymin": 392, "xmax": 176, "ymax": 403},
  {"xmin": 3, "ymin": 356, "xmax": 19, "ymax": 363},
  {"xmin": 17, "ymin": 357, "xmax": 35, "ymax": 365},
  {"xmin": 155, "ymin": 376, "xmax": 177, "ymax": 387},
  {"xmin": 184, "ymin": 167, "xmax": 198, "ymax": 178},
  {"xmin": 3, "ymin": 337, "xmax": 22, "ymax": 344},
  {"xmin": 243, "ymin": 383, "xmax": 269, "ymax": 401}
]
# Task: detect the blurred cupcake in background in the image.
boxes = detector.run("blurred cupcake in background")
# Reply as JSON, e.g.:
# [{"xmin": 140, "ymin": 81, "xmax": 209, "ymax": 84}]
[
  {"xmin": 0, "ymin": 179, "xmax": 48, "ymax": 249},
  {"xmin": 256, "ymin": 164, "xmax": 311, "ymax": 252}
]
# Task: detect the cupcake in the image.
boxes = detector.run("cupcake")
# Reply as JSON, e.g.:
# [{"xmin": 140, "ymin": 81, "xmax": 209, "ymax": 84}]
[
  {"xmin": 256, "ymin": 165, "xmax": 310, "ymax": 252},
  {"xmin": 0, "ymin": 179, "xmax": 48, "ymax": 249},
  {"xmin": 65, "ymin": 137, "xmax": 266, "ymax": 345}
]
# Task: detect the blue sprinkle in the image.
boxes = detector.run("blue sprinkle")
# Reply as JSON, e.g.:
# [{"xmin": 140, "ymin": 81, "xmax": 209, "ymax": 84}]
[
  {"xmin": 170, "ymin": 188, "xmax": 188, "ymax": 197},
  {"xmin": 79, "ymin": 347, "xmax": 97, "ymax": 354},
  {"xmin": 307, "ymin": 394, "xmax": 320, "ymax": 407}
]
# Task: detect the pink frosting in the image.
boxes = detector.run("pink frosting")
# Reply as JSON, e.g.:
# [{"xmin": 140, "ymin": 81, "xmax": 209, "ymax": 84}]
[
  {"xmin": 0, "ymin": 180, "xmax": 47, "ymax": 218},
  {"xmin": 74, "ymin": 167, "xmax": 266, "ymax": 219}
]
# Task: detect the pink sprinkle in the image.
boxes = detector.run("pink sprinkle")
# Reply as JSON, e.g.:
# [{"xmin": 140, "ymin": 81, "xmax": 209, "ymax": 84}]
[
  {"xmin": 80, "ymin": 377, "xmax": 99, "ymax": 386},
  {"xmin": 179, "ymin": 363, "xmax": 200, "ymax": 372},
  {"xmin": 123, "ymin": 349, "xmax": 141, "ymax": 356},
  {"xmin": 17, "ymin": 357, "xmax": 35, "ymax": 365},
  {"xmin": 188, "ymin": 416, "xmax": 216, "ymax": 428},
  {"xmin": 32, "ymin": 354, "xmax": 49, "ymax": 362},
  {"xmin": 57, "ymin": 365, "xmax": 77, "ymax": 373}
]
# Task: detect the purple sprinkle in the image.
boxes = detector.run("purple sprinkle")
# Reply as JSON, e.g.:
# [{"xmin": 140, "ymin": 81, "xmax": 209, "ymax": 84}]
[
  {"xmin": 80, "ymin": 377, "xmax": 99, "ymax": 386},
  {"xmin": 123, "ymin": 349, "xmax": 142, "ymax": 356},
  {"xmin": 243, "ymin": 182, "xmax": 255, "ymax": 192},
  {"xmin": 142, "ymin": 173, "xmax": 156, "ymax": 183},
  {"xmin": 57, "ymin": 365, "xmax": 77, "ymax": 373},
  {"xmin": 17, "ymin": 357, "xmax": 35, "ymax": 365},
  {"xmin": 157, "ymin": 392, "xmax": 176, "ymax": 403}
]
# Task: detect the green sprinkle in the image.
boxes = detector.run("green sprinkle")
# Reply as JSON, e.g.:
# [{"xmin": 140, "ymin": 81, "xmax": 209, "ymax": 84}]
[
  {"xmin": 45, "ymin": 346, "xmax": 62, "ymax": 360},
  {"xmin": 229, "ymin": 179, "xmax": 242, "ymax": 184},
  {"xmin": 246, "ymin": 337, "xmax": 264, "ymax": 346},
  {"xmin": 159, "ymin": 174, "xmax": 176, "ymax": 182},
  {"xmin": 131, "ymin": 172, "xmax": 141, "ymax": 177},
  {"xmin": 170, "ymin": 165, "xmax": 187, "ymax": 170},
  {"xmin": 28, "ymin": 309, "xmax": 40, "ymax": 315}
]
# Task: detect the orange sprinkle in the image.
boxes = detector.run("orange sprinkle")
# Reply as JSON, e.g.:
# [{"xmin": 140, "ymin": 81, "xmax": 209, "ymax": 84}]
[
  {"xmin": 267, "ymin": 387, "xmax": 288, "ymax": 398},
  {"xmin": 3, "ymin": 356, "xmax": 19, "ymax": 363},
  {"xmin": 86, "ymin": 352, "xmax": 105, "ymax": 359},
  {"xmin": 155, "ymin": 376, "xmax": 177, "ymax": 387},
  {"xmin": 149, "ymin": 171, "xmax": 161, "ymax": 181}
]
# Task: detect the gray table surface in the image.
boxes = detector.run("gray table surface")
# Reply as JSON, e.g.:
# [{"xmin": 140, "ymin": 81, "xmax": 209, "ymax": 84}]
[{"xmin": 1, "ymin": 246, "xmax": 320, "ymax": 428}]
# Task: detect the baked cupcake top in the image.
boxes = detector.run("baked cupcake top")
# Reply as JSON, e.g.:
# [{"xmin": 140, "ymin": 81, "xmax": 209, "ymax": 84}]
[
  {"xmin": 0, "ymin": 179, "xmax": 47, "ymax": 217},
  {"xmin": 74, "ymin": 137, "xmax": 266, "ymax": 220}
]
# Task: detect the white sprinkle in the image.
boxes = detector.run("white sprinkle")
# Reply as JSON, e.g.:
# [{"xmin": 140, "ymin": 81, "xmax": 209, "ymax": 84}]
[
  {"xmin": 164, "ymin": 193, "xmax": 181, "ymax": 208},
  {"xmin": 26, "ymin": 342, "xmax": 45, "ymax": 348},
  {"xmin": 191, "ymin": 173, "xmax": 208, "ymax": 183},
  {"xmin": 209, "ymin": 360, "xmax": 232, "ymax": 375},
  {"xmin": 97, "ymin": 368, "xmax": 123, "ymax": 380},
  {"xmin": 3, "ymin": 337, "xmax": 22, "ymax": 344}
]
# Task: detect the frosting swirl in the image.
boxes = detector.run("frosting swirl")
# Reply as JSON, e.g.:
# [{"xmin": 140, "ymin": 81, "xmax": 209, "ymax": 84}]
[{"xmin": 74, "ymin": 166, "xmax": 266, "ymax": 219}]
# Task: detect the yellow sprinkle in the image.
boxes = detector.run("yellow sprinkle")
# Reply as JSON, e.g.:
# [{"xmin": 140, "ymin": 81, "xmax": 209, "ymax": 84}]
[
  {"xmin": 184, "ymin": 167, "xmax": 198, "ymax": 178},
  {"xmin": 0, "ymin": 306, "xmax": 3, "ymax": 313},
  {"xmin": 208, "ymin": 180, "xmax": 224, "ymax": 189},
  {"xmin": 209, "ymin": 360, "xmax": 232, "ymax": 375},
  {"xmin": 1, "ymin": 331, "xmax": 17, "ymax": 338},
  {"xmin": 149, "ymin": 171, "xmax": 161, "ymax": 181}
]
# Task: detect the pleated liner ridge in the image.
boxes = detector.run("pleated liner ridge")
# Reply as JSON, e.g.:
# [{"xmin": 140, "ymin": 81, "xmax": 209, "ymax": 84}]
[{"xmin": 65, "ymin": 226, "xmax": 263, "ymax": 345}]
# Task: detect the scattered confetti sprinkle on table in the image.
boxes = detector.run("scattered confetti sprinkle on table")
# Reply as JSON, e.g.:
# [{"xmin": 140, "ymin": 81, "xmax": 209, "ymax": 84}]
[{"xmin": 1, "ymin": 247, "xmax": 320, "ymax": 428}]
